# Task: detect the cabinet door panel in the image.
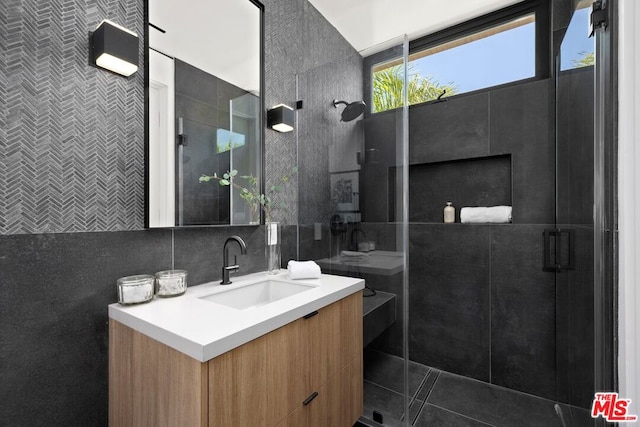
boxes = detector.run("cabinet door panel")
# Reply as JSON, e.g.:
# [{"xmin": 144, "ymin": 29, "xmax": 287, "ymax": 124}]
[
  {"xmin": 340, "ymin": 292, "xmax": 363, "ymax": 368},
  {"xmin": 109, "ymin": 320, "xmax": 208, "ymax": 427},
  {"xmin": 266, "ymin": 318, "xmax": 308, "ymax": 424},
  {"xmin": 307, "ymin": 297, "xmax": 342, "ymax": 389},
  {"xmin": 341, "ymin": 354, "xmax": 364, "ymax": 424},
  {"xmin": 208, "ymin": 334, "xmax": 268, "ymax": 426}
]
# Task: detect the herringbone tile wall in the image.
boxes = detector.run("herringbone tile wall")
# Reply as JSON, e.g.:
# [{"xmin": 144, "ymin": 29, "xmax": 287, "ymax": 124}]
[
  {"xmin": 0, "ymin": 0, "xmax": 145, "ymax": 234},
  {"xmin": 263, "ymin": 0, "xmax": 359, "ymax": 226},
  {"xmin": 0, "ymin": 0, "xmax": 358, "ymax": 234}
]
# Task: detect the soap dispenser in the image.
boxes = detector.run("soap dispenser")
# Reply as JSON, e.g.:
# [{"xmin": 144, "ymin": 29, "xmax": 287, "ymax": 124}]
[{"xmin": 444, "ymin": 202, "xmax": 455, "ymax": 223}]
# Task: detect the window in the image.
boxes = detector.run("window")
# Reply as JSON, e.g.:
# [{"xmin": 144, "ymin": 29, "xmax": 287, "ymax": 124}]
[
  {"xmin": 367, "ymin": 0, "xmax": 549, "ymax": 114},
  {"xmin": 560, "ymin": 0, "xmax": 594, "ymax": 71}
]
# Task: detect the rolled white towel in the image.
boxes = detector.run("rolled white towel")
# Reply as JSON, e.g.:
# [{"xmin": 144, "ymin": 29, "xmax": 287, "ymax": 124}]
[
  {"xmin": 287, "ymin": 260, "xmax": 321, "ymax": 280},
  {"xmin": 460, "ymin": 206, "xmax": 512, "ymax": 224}
]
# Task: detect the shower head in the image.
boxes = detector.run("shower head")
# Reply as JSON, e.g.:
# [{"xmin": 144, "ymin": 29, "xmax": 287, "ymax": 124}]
[{"xmin": 333, "ymin": 99, "xmax": 366, "ymax": 122}]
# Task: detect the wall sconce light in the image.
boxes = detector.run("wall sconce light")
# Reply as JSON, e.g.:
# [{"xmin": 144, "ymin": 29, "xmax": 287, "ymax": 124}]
[
  {"xmin": 90, "ymin": 20, "xmax": 139, "ymax": 77},
  {"xmin": 267, "ymin": 104, "xmax": 294, "ymax": 133}
]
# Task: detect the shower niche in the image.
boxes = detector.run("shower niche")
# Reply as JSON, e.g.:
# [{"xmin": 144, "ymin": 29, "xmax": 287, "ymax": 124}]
[
  {"xmin": 381, "ymin": 154, "xmax": 513, "ymax": 223},
  {"xmin": 408, "ymin": 154, "xmax": 512, "ymax": 223}
]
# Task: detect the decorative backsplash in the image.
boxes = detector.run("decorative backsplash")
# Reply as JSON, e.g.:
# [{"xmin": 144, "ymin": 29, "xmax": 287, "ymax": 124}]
[{"xmin": 0, "ymin": 0, "xmax": 145, "ymax": 234}]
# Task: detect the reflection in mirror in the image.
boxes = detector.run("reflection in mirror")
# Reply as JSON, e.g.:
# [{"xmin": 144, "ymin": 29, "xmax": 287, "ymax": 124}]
[{"xmin": 147, "ymin": 0, "xmax": 262, "ymax": 227}]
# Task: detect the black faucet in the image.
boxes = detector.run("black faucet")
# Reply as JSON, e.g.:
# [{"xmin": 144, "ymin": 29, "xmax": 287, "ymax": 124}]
[{"xmin": 221, "ymin": 236, "xmax": 247, "ymax": 284}]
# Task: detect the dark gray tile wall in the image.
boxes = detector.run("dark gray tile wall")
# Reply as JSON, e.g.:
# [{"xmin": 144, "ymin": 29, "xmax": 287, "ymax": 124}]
[
  {"xmin": 0, "ymin": 230, "xmax": 172, "ymax": 425},
  {"xmin": 264, "ymin": 0, "xmax": 360, "ymax": 226},
  {"xmin": 408, "ymin": 224, "xmax": 492, "ymax": 382},
  {"xmin": 362, "ymin": 111, "xmax": 400, "ymax": 222},
  {"xmin": 489, "ymin": 79, "xmax": 555, "ymax": 225},
  {"xmin": 0, "ymin": 0, "xmax": 358, "ymax": 425},
  {"xmin": 409, "ymin": 92, "xmax": 490, "ymax": 164},
  {"xmin": 398, "ymin": 78, "xmax": 556, "ymax": 226},
  {"xmin": 556, "ymin": 68, "xmax": 594, "ymax": 227},
  {"xmin": 555, "ymin": 68, "xmax": 595, "ymax": 409},
  {"xmin": 297, "ymin": 53, "xmax": 364, "ymax": 224},
  {"xmin": 363, "ymin": 78, "xmax": 563, "ymax": 401},
  {"xmin": 173, "ymin": 226, "xmax": 267, "ymax": 285},
  {"xmin": 490, "ymin": 224, "xmax": 557, "ymax": 400}
]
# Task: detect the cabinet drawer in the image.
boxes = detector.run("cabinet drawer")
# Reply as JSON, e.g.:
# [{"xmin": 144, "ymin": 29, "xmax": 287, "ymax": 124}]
[
  {"xmin": 277, "ymin": 354, "xmax": 363, "ymax": 427},
  {"xmin": 206, "ymin": 291, "xmax": 362, "ymax": 427}
]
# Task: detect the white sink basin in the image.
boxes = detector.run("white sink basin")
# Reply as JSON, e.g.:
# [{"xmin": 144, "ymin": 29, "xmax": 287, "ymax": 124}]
[{"xmin": 199, "ymin": 280, "xmax": 316, "ymax": 310}]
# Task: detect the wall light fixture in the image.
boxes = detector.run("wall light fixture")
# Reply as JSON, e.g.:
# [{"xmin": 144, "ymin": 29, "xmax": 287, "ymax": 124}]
[
  {"xmin": 90, "ymin": 20, "xmax": 139, "ymax": 77},
  {"xmin": 267, "ymin": 104, "xmax": 294, "ymax": 133}
]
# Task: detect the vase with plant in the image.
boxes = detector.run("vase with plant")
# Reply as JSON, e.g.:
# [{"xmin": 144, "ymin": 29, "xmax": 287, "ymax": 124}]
[{"xmin": 199, "ymin": 168, "xmax": 296, "ymax": 273}]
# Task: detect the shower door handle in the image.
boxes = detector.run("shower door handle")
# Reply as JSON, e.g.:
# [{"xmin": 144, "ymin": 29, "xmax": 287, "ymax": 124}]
[{"xmin": 543, "ymin": 228, "xmax": 575, "ymax": 272}]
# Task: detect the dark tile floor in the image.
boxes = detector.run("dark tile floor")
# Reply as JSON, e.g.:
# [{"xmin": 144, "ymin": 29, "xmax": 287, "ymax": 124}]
[{"xmin": 358, "ymin": 350, "xmax": 593, "ymax": 427}]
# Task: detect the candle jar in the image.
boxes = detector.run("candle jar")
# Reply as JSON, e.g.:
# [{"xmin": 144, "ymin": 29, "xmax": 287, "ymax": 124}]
[
  {"xmin": 155, "ymin": 270, "xmax": 188, "ymax": 297},
  {"xmin": 117, "ymin": 275, "xmax": 155, "ymax": 305}
]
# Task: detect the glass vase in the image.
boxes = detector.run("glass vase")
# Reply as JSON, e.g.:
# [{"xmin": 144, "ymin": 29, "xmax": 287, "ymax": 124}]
[{"xmin": 266, "ymin": 221, "xmax": 281, "ymax": 274}]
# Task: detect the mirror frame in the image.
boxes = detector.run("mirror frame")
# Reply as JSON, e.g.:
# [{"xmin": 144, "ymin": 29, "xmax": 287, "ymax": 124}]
[{"xmin": 143, "ymin": 0, "xmax": 265, "ymax": 228}]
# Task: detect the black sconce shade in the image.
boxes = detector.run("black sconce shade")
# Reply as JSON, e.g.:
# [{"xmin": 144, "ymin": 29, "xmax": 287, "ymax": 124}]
[
  {"xmin": 90, "ymin": 20, "xmax": 139, "ymax": 77},
  {"xmin": 267, "ymin": 104, "xmax": 294, "ymax": 133}
]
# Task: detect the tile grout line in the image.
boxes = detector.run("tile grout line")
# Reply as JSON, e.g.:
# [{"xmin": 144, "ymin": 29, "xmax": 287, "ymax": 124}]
[
  {"xmin": 489, "ymin": 226, "xmax": 492, "ymax": 385},
  {"xmin": 363, "ymin": 379, "xmax": 406, "ymax": 397},
  {"xmin": 427, "ymin": 402, "xmax": 498, "ymax": 427}
]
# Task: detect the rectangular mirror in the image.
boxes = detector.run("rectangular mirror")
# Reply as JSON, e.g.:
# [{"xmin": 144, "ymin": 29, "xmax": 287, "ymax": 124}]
[{"xmin": 146, "ymin": 0, "xmax": 264, "ymax": 227}]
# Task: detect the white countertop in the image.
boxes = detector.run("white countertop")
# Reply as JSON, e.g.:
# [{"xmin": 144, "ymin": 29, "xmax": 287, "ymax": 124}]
[{"xmin": 108, "ymin": 270, "xmax": 364, "ymax": 362}]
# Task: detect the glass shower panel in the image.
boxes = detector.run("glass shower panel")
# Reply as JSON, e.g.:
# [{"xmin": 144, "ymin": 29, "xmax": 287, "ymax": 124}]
[
  {"xmin": 555, "ymin": 1, "xmax": 615, "ymax": 425},
  {"xmin": 176, "ymin": 117, "xmax": 230, "ymax": 225},
  {"xmin": 229, "ymin": 93, "xmax": 261, "ymax": 224},
  {"xmin": 555, "ymin": 0, "xmax": 598, "ymax": 418},
  {"xmin": 295, "ymin": 36, "xmax": 409, "ymax": 426}
]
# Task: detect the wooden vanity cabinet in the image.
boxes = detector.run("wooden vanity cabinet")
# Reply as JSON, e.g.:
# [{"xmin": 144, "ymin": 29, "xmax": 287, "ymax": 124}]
[{"xmin": 109, "ymin": 291, "xmax": 363, "ymax": 427}]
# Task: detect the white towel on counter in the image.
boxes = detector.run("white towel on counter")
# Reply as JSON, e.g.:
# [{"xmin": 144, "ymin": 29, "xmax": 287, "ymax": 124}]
[
  {"xmin": 287, "ymin": 260, "xmax": 321, "ymax": 279},
  {"xmin": 460, "ymin": 206, "xmax": 512, "ymax": 223}
]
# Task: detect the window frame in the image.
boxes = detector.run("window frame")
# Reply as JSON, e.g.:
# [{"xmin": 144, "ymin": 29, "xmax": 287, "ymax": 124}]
[{"xmin": 363, "ymin": 0, "xmax": 551, "ymax": 115}]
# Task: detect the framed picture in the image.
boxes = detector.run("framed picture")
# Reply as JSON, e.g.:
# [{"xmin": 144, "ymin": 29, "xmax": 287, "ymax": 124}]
[{"xmin": 331, "ymin": 171, "xmax": 359, "ymax": 212}]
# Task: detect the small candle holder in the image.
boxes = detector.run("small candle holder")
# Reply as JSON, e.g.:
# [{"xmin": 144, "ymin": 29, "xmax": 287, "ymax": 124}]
[
  {"xmin": 155, "ymin": 270, "xmax": 187, "ymax": 297},
  {"xmin": 117, "ymin": 275, "xmax": 154, "ymax": 305}
]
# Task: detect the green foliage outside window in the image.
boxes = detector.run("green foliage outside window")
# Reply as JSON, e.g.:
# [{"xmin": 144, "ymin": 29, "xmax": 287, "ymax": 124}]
[
  {"xmin": 572, "ymin": 51, "xmax": 595, "ymax": 68},
  {"xmin": 372, "ymin": 64, "xmax": 458, "ymax": 113}
]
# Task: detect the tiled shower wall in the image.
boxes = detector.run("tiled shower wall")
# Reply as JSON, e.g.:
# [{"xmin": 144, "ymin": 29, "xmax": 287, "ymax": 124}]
[
  {"xmin": 363, "ymin": 74, "xmax": 594, "ymax": 407},
  {"xmin": 0, "ymin": 0, "xmax": 358, "ymax": 425}
]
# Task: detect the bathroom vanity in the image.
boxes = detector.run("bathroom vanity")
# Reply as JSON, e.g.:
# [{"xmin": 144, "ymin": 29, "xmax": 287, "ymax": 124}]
[{"xmin": 108, "ymin": 271, "xmax": 364, "ymax": 426}]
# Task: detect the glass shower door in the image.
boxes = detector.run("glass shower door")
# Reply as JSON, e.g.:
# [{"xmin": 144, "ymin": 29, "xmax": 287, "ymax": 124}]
[
  {"xmin": 295, "ymin": 36, "xmax": 410, "ymax": 426},
  {"xmin": 555, "ymin": 0, "xmax": 614, "ymax": 424}
]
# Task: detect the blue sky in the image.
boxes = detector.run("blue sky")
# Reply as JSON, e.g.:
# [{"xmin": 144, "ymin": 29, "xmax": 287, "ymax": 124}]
[
  {"xmin": 560, "ymin": 7, "xmax": 595, "ymax": 70},
  {"xmin": 411, "ymin": 21, "xmax": 535, "ymax": 93},
  {"xmin": 408, "ymin": 7, "xmax": 594, "ymax": 94}
]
